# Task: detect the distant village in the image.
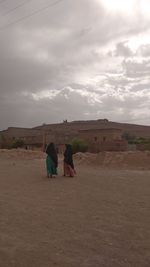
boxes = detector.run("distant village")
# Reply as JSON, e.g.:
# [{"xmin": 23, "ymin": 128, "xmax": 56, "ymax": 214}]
[{"xmin": 0, "ymin": 119, "xmax": 150, "ymax": 152}]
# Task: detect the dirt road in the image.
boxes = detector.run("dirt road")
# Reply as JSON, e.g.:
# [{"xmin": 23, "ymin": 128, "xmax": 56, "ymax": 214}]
[{"xmin": 0, "ymin": 157, "xmax": 150, "ymax": 266}]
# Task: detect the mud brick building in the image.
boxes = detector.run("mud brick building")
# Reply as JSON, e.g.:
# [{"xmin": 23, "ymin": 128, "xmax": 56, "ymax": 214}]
[
  {"xmin": 0, "ymin": 127, "xmax": 44, "ymax": 149},
  {"xmin": 79, "ymin": 128, "xmax": 127, "ymax": 152}
]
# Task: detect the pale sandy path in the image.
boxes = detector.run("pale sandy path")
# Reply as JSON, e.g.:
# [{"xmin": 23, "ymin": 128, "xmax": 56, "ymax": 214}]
[{"xmin": 0, "ymin": 158, "xmax": 150, "ymax": 267}]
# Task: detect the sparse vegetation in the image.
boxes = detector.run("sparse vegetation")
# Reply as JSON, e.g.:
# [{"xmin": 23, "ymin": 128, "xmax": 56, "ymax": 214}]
[
  {"xmin": 122, "ymin": 132, "xmax": 137, "ymax": 144},
  {"xmin": 122, "ymin": 132, "xmax": 150, "ymax": 150},
  {"xmin": 136, "ymin": 137, "xmax": 150, "ymax": 144},
  {"xmin": 71, "ymin": 138, "xmax": 88, "ymax": 153},
  {"xmin": 136, "ymin": 137, "xmax": 150, "ymax": 150},
  {"xmin": 11, "ymin": 139, "xmax": 25, "ymax": 149}
]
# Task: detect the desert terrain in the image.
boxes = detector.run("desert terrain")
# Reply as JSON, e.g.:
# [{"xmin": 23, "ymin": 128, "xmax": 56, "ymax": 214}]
[{"xmin": 0, "ymin": 149, "xmax": 150, "ymax": 267}]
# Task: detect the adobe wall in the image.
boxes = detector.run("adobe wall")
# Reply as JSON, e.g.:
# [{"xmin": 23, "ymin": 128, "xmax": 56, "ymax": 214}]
[
  {"xmin": 79, "ymin": 129, "xmax": 127, "ymax": 152},
  {"xmin": 87, "ymin": 140, "xmax": 127, "ymax": 153},
  {"xmin": 79, "ymin": 129, "xmax": 122, "ymax": 143}
]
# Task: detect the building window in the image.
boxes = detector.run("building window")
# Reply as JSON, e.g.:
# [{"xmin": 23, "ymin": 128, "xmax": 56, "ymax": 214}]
[{"xmin": 103, "ymin": 136, "xmax": 106, "ymax": 142}]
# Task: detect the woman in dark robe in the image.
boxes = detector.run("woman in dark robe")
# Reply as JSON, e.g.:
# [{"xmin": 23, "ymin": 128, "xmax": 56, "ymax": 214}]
[
  {"xmin": 46, "ymin": 142, "xmax": 58, "ymax": 178},
  {"xmin": 63, "ymin": 144, "xmax": 76, "ymax": 177}
]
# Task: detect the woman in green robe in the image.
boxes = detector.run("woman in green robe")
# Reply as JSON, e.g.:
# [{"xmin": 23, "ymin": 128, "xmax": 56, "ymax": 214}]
[{"xmin": 46, "ymin": 142, "xmax": 58, "ymax": 178}]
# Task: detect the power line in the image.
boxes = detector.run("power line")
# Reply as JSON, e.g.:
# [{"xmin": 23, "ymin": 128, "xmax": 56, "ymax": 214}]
[
  {"xmin": 0, "ymin": 0, "xmax": 64, "ymax": 31},
  {"xmin": 1, "ymin": 0, "xmax": 31, "ymax": 17}
]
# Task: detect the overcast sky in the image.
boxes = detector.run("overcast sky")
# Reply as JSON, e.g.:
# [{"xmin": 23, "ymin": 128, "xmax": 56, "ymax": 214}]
[{"xmin": 0, "ymin": 0, "xmax": 150, "ymax": 130}]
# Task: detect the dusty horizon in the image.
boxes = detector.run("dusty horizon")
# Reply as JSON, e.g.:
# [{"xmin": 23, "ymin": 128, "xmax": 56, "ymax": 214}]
[{"xmin": 1, "ymin": 117, "xmax": 150, "ymax": 132}]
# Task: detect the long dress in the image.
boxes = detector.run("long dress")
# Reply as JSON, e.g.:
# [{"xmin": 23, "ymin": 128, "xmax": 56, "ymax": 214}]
[
  {"xmin": 46, "ymin": 155, "xmax": 57, "ymax": 176},
  {"xmin": 64, "ymin": 145, "xmax": 76, "ymax": 177},
  {"xmin": 46, "ymin": 143, "xmax": 58, "ymax": 177}
]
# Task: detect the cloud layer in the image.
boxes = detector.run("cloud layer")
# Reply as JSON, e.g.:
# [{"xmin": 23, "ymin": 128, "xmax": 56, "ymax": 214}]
[{"xmin": 0, "ymin": 0, "xmax": 150, "ymax": 129}]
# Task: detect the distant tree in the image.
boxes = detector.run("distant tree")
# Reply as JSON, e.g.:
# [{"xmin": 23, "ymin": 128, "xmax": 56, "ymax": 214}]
[
  {"xmin": 122, "ymin": 132, "xmax": 137, "ymax": 144},
  {"xmin": 136, "ymin": 137, "xmax": 150, "ymax": 150},
  {"xmin": 122, "ymin": 132, "xmax": 150, "ymax": 148},
  {"xmin": 11, "ymin": 139, "xmax": 25, "ymax": 148},
  {"xmin": 71, "ymin": 138, "xmax": 88, "ymax": 153},
  {"xmin": 136, "ymin": 137, "xmax": 150, "ymax": 144}
]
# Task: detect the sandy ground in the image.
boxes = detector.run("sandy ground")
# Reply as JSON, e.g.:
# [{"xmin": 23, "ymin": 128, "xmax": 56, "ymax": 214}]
[{"xmin": 0, "ymin": 152, "xmax": 150, "ymax": 266}]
